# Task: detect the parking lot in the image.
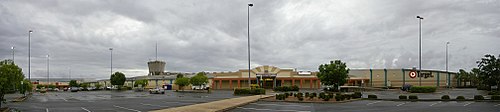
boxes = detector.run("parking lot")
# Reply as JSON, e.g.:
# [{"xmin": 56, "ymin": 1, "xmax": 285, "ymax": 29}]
[
  {"xmin": 229, "ymin": 100, "xmax": 500, "ymax": 112},
  {"xmin": 6, "ymin": 90, "xmax": 238, "ymax": 112}
]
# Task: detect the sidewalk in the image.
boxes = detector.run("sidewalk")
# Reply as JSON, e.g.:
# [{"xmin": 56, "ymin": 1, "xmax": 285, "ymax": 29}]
[{"xmin": 151, "ymin": 95, "xmax": 272, "ymax": 112}]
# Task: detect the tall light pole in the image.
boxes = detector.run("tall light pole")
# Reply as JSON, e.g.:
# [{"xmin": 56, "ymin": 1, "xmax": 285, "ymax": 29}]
[
  {"xmin": 247, "ymin": 3, "xmax": 253, "ymax": 88},
  {"xmin": 28, "ymin": 30, "xmax": 33, "ymax": 81},
  {"xmin": 11, "ymin": 46, "xmax": 14, "ymax": 62},
  {"xmin": 109, "ymin": 48, "xmax": 113, "ymax": 76},
  {"xmin": 47, "ymin": 54, "xmax": 50, "ymax": 85},
  {"xmin": 446, "ymin": 42, "xmax": 450, "ymax": 87},
  {"xmin": 416, "ymin": 16, "xmax": 424, "ymax": 86}
]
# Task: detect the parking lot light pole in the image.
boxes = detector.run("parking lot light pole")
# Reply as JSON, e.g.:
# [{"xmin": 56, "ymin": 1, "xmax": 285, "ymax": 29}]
[
  {"xmin": 247, "ymin": 3, "xmax": 253, "ymax": 88},
  {"xmin": 47, "ymin": 54, "xmax": 50, "ymax": 85},
  {"xmin": 446, "ymin": 42, "xmax": 450, "ymax": 87},
  {"xmin": 416, "ymin": 16, "xmax": 424, "ymax": 86},
  {"xmin": 11, "ymin": 46, "xmax": 15, "ymax": 62},
  {"xmin": 28, "ymin": 30, "xmax": 33, "ymax": 81},
  {"xmin": 109, "ymin": 48, "xmax": 113, "ymax": 76}
]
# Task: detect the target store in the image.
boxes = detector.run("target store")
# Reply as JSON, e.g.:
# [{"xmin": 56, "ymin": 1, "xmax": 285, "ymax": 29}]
[{"xmin": 346, "ymin": 68, "xmax": 458, "ymax": 88}]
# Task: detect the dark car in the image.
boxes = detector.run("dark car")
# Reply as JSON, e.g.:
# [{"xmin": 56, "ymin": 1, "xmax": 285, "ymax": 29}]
[{"xmin": 401, "ymin": 84, "xmax": 412, "ymax": 91}]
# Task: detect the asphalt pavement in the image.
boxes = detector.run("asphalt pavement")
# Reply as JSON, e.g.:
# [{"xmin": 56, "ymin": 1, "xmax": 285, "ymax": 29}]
[
  {"xmin": 229, "ymin": 100, "xmax": 500, "ymax": 112},
  {"xmin": 5, "ymin": 90, "xmax": 238, "ymax": 112}
]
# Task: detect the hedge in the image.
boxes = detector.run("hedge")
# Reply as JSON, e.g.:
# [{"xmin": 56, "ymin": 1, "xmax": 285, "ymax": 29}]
[
  {"xmin": 399, "ymin": 95, "xmax": 407, "ymax": 100},
  {"xmin": 352, "ymin": 92, "xmax": 362, "ymax": 98},
  {"xmin": 488, "ymin": 91, "xmax": 500, "ymax": 95},
  {"xmin": 474, "ymin": 95, "xmax": 484, "ymax": 100},
  {"xmin": 409, "ymin": 95, "xmax": 418, "ymax": 100},
  {"xmin": 441, "ymin": 95, "xmax": 450, "ymax": 100},
  {"xmin": 234, "ymin": 88, "xmax": 266, "ymax": 95},
  {"xmin": 491, "ymin": 95, "xmax": 500, "ymax": 100},
  {"xmin": 368, "ymin": 95, "xmax": 377, "ymax": 99},
  {"xmin": 273, "ymin": 85, "xmax": 299, "ymax": 92},
  {"xmin": 410, "ymin": 86, "xmax": 436, "ymax": 93}
]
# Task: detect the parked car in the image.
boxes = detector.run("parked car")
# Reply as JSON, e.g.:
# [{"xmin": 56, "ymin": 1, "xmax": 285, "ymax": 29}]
[
  {"xmin": 63, "ymin": 87, "xmax": 69, "ymax": 91},
  {"xmin": 192, "ymin": 84, "xmax": 210, "ymax": 90},
  {"xmin": 87, "ymin": 87, "xmax": 96, "ymax": 91},
  {"xmin": 70, "ymin": 87, "xmax": 79, "ymax": 92},
  {"xmin": 401, "ymin": 84, "xmax": 412, "ymax": 91},
  {"xmin": 149, "ymin": 88, "xmax": 165, "ymax": 94},
  {"xmin": 39, "ymin": 87, "xmax": 47, "ymax": 93}
]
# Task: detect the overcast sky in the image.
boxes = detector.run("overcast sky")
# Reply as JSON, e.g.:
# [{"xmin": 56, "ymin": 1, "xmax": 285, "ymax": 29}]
[{"xmin": 1, "ymin": 0, "xmax": 499, "ymax": 80}]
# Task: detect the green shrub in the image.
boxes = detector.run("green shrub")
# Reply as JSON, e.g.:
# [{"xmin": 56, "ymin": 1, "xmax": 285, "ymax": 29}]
[
  {"xmin": 344, "ymin": 94, "xmax": 351, "ymax": 100},
  {"xmin": 297, "ymin": 92, "xmax": 303, "ymax": 97},
  {"xmin": 305, "ymin": 92, "xmax": 310, "ymax": 97},
  {"xmin": 284, "ymin": 93, "xmax": 290, "ymax": 97},
  {"xmin": 319, "ymin": 92, "xmax": 326, "ymax": 99},
  {"xmin": 309, "ymin": 94, "xmax": 315, "ymax": 99},
  {"xmin": 487, "ymin": 91, "xmax": 500, "ymax": 95},
  {"xmin": 491, "ymin": 95, "xmax": 500, "ymax": 100},
  {"xmin": 410, "ymin": 86, "xmax": 436, "ymax": 93},
  {"xmin": 298, "ymin": 96, "xmax": 304, "ymax": 101},
  {"xmin": 322, "ymin": 95, "xmax": 331, "ymax": 101},
  {"xmin": 474, "ymin": 95, "xmax": 484, "ymax": 100},
  {"xmin": 408, "ymin": 95, "xmax": 418, "ymax": 100},
  {"xmin": 368, "ymin": 95, "xmax": 377, "ymax": 99},
  {"xmin": 48, "ymin": 85, "xmax": 56, "ymax": 89},
  {"xmin": 456, "ymin": 96, "xmax": 465, "ymax": 100},
  {"xmin": 312, "ymin": 93, "xmax": 317, "ymax": 97},
  {"xmin": 441, "ymin": 95, "xmax": 450, "ymax": 100},
  {"xmin": 36, "ymin": 85, "xmax": 45, "ymax": 89},
  {"xmin": 352, "ymin": 92, "xmax": 362, "ymax": 98},
  {"xmin": 291, "ymin": 85, "xmax": 299, "ymax": 91},
  {"xmin": 399, "ymin": 95, "xmax": 407, "ymax": 100},
  {"xmin": 335, "ymin": 95, "xmax": 343, "ymax": 101}
]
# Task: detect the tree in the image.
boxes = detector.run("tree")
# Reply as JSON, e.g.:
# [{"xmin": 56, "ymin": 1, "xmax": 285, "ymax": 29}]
[
  {"xmin": 190, "ymin": 72, "xmax": 208, "ymax": 86},
  {"xmin": 476, "ymin": 54, "xmax": 500, "ymax": 90},
  {"xmin": 110, "ymin": 72, "xmax": 126, "ymax": 87},
  {"xmin": 95, "ymin": 84, "xmax": 102, "ymax": 89},
  {"xmin": 177, "ymin": 74, "xmax": 184, "ymax": 78},
  {"xmin": 19, "ymin": 79, "xmax": 33, "ymax": 95},
  {"xmin": 69, "ymin": 80, "xmax": 79, "ymax": 87},
  {"xmin": 79, "ymin": 83, "xmax": 89, "ymax": 89},
  {"xmin": 317, "ymin": 60, "xmax": 349, "ymax": 91},
  {"xmin": 134, "ymin": 79, "xmax": 149, "ymax": 87},
  {"xmin": 0, "ymin": 60, "xmax": 24, "ymax": 108},
  {"xmin": 175, "ymin": 77, "xmax": 190, "ymax": 91}
]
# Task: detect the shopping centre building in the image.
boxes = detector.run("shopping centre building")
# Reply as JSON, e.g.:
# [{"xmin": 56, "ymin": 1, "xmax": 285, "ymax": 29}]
[{"xmin": 90, "ymin": 60, "xmax": 458, "ymax": 90}]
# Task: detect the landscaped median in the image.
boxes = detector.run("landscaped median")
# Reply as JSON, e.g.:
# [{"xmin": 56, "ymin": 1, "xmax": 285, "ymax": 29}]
[
  {"xmin": 260, "ymin": 92, "xmax": 363, "ymax": 103},
  {"xmin": 364, "ymin": 94, "xmax": 500, "ymax": 102}
]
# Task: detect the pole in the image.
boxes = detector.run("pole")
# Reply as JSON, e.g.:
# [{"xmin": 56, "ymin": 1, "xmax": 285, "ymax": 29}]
[
  {"xmin": 109, "ymin": 48, "xmax": 113, "ymax": 76},
  {"xmin": 446, "ymin": 42, "xmax": 450, "ymax": 87},
  {"xmin": 69, "ymin": 67, "xmax": 71, "ymax": 79},
  {"xmin": 11, "ymin": 46, "xmax": 15, "ymax": 62},
  {"xmin": 247, "ymin": 3, "xmax": 253, "ymax": 87},
  {"xmin": 28, "ymin": 30, "xmax": 32, "ymax": 81},
  {"xmin": 47, "ymin": 55, "xmax": 50, "ymax": 85},
  {"xmin": 417, "ymin": 16, "xmax": 423, "ymax": 86}
]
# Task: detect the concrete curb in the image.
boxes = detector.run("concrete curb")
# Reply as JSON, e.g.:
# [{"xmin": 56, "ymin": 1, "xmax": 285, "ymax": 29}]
[{"xmin": 150, "ymin": 95, "xmax": 272, "ymax": 112}]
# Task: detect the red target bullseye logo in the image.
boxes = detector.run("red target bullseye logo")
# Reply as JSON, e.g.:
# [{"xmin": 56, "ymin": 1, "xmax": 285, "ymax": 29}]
[{"xmin": 409, "ymin": 71, "xmax": 417, "ymax": 78}]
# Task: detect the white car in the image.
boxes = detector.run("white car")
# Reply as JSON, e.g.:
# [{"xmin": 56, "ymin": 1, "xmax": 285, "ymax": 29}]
[
  {"xmin": 149, "ymin": 88, "xmax": 165, "ymax": 94},
  {"xmin": 192, "ymin": 84, "xmax": 210, "ymax": 90}
]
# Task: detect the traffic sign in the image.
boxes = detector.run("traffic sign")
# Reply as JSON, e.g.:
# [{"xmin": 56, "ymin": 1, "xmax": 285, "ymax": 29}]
[{"xmin": 409, "ymin": 71, "xmax": 417, "ymax": 78}]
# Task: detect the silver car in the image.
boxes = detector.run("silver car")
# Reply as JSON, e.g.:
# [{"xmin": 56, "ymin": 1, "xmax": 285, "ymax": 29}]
[{"xmin": 149, "ymin": 88, "xmax": 165, "ymax": 94}]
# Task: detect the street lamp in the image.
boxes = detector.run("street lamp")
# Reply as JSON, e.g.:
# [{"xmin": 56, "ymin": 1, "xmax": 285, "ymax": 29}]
[
  {"xmin": 247, "ymin": 3, "xmax": 253, "ymax": 88},
  {"xmin": 109, "ymin": 48, "xmax": 113, "ymax": 75},
  {"xmin": 416, "ymin": 16, "xmax": 424, "ymax": 86},
  {"xmin": 28, "ymin": 30, "xmax": 33, "ymax": 81},
  {"xmin": 446, "ymin": 42, "xmax": 450, "ymax": 87},
  {"xmin": 47, "ymin": 54, "xmax": 50, "ymax": 85},
  {"xmin": 11, "ymin": 46, "xmax": 14, "ymax": 62}
]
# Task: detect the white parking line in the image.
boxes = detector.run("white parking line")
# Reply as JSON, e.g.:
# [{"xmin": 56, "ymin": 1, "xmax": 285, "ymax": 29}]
[
  {"xmin": 237, "ymin": 107, "xmax": 310, "ymax": 112},
  {"xmin": 46, "ymin": 108, "xmax": 49, "ymax": 112},
  {"xmin": 81, "ymin": 107, "xmax": 91, "ymax": 112},
  {"xmin": 396, "ymin": 102, "xmax": 407, "ymax": 106},
  {"xmin": 366, "ymin": 101, "xmax": 382, "ymax": 105},
  {"xmin": 429, "ymin": 101, "xmax": 441, "ymax": 106},
  {"xmin": 463, "ymin": 102, "xmax": 474, "ymax": 106},
  {"xmin": 495, "ymin": 104, "xmax": 500, "ymax": 107},
  {"xmin": 249, "ymin": 103, "xmax": 311, "ymax": 108},
  {"xmin": 140, "ymin": 103, "xmax": 169, "ymax": 107},
  {"xmin": 61, "ymin": 97, "xmax": 68, "ymax": 102},
  {"xmin": 113, "ymin": 105, "xmax": 142, "ymax": 112}
]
